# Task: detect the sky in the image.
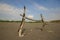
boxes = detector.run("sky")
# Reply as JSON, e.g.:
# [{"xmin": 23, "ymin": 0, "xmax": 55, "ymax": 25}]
[{"xmin": 0, "ymin": 0, "xmax": 60, "ymax": 21}]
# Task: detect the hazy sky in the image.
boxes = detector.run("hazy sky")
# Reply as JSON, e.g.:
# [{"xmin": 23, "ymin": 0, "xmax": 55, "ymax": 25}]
[{"xmin": 0, "ymin": 0, "xmax": 60, "ymax": 21}]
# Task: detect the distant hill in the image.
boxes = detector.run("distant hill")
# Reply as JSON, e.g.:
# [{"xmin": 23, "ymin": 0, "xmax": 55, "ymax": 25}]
[
  {"xmin": 0, "ymin": 20, "xmax": 42, "ymax": 23},
  {"xmin": 50, "ymin": 20, "xmax": 60, "ymax": 23},
  {"xmin": 0, "ymin": 19, "xmax": 48, "ymax": 23},
  {"xmin": 0, "ymin": 20, "xmax": 21, "ymax": 22}
]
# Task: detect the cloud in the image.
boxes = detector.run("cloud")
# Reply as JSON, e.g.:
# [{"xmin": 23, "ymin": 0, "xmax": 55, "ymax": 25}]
[
  {"xmin": 43, "ymin": 8, "xmax": 60, "ymax": 21},
  {"xmin": 31, "ymin": 2, "xmax": 60, "ymax": 21},
  {"xmin": 0, "ymin": 3, "xmax": 24, "ymax": 20},
  {"xmin": 27, "ymin": 15, "xmax": 34, "ymax": 19},
  {"xmin": 0, "ymin": 3, "xmax": 24, "ymax": 14},
  {"xmin": 0, "ymin": 3, "xmax": 60, "ymax": 21},
  {"xmin": 32, "ymin": 2, "xmax": 60, "ymax": 21},
  {"xmin": 25, "ymin": 14, "xmax": 34, "ymax": 22},
  {"xmin": 32, "ymin": 2, "xmax": 48, "ymax": 11}
]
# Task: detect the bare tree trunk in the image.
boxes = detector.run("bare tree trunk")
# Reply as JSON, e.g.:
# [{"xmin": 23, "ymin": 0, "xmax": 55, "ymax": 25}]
[
  {"xmin": 40, "ymin": 14, "xmax": 46, "ymax": 31},
  {"xmin": 18, "ymin": 6, "xmax": 26, "ymax": 37},
  {"xmin": 18, "ymin": 13, "xmax": 25, "ymax": 37}
]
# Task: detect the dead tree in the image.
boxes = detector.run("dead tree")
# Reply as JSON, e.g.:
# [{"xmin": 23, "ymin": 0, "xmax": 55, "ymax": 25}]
[
  {"xmin": 18, "ymin": 6, "xmax": 26, "ymax": 37},
  {"xmin": 40, "ymin": 14, "xmax": 46, "ymax": 31}
]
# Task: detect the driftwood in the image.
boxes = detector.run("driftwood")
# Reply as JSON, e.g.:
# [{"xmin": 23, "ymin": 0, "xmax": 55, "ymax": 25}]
[
  {"xmin": 40, "ymin": 14, "xmax": 46, "ymax": 31},
  {"xmin": 18, "ymin": 6, "xmax": 47, "ymax": 37},
  {"xmin": 18, "ymin": 6, "xmax": 26, "ymax": 37}
]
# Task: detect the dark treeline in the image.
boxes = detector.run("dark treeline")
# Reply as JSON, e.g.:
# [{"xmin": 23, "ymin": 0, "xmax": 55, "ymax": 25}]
[
  {"xmin": 50, "ymin": 20, "xmax": 60, "ymax": 23},
  {"xmin": 0, "ymin": 20, "xmax": 21, "ymax": 22},
  {"xmin": 0, "ymin": 20, "xmax": 41, "ymax": 23},
  {"xmin": 0, "ymin": 20, "xmax": 60, "ymax": 23},
  {"xmin": 27, "ymin": 20, "xmax": 41, "ymax": 23}
]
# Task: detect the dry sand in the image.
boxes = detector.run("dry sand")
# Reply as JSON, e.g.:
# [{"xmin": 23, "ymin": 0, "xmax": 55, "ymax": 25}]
[{"xmin": 0, "ymin": 22, "xmax": 60, "ymax": 40}]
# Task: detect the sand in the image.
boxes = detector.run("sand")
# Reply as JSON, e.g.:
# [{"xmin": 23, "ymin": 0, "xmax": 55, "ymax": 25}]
[{"xmin": 0, "ymin": 22, "xmax": 60, "ymax": 40}]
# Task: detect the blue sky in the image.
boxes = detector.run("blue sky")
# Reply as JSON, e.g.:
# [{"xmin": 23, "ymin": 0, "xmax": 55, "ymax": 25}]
[{"xmin": 0, "ymin": 0, "xmax": 60, "ymax": 21}]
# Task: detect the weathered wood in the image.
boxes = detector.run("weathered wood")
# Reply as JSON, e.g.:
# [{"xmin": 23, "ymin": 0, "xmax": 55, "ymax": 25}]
[
  {"xmin": 18, "ymin": 6, "xmax": 26, "ymax": 37},
  {"xmin": 18, "ymin": 13, "xmax": 25, "ymax": 32},
  {"xmin": 40, "ymin": 14, "xmax": 46, "ymax": 31},
  {"xmin": 18, "ymin": 6, "xmax": 48, "ymax": 37}
]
